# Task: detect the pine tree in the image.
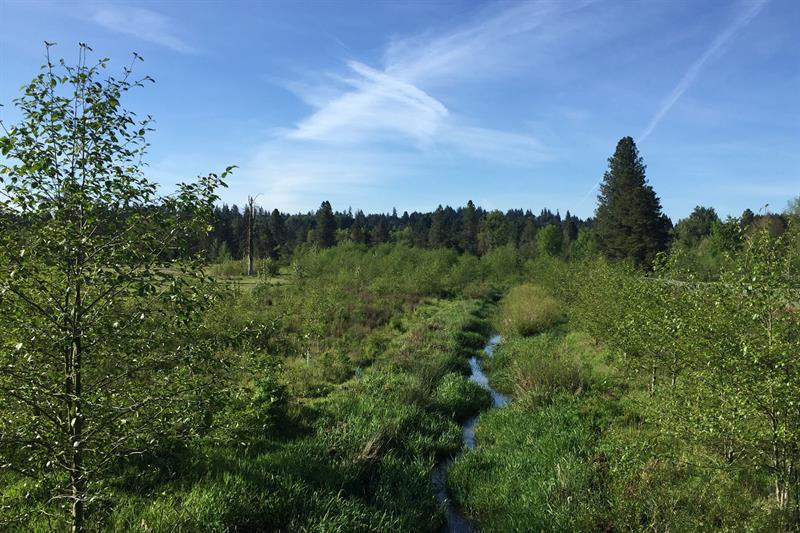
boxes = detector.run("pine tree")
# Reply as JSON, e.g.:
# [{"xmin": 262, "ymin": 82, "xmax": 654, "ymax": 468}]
[
  {"xmin": 372, "ymin": 216, "xmax": 389, "ymax": 244},
  {"xmin": 270, "ymin": 209, "xmax": 287, "ymax": 257},
  {"xmin": 563, "ymin": 211, "xmax": 578, "ymax": 244},
  {"xmin": 429, "ymin": 205, "xmax": 448, "ymax": 248},
  {"xmin": 314, "ymin": 200, "xmax": 337, "ymax": 248},
  {"xmin": 520, "ymin": 217, "xmax": 537, "ymax": 247},
  {"xmin": 595, "ymin": 136, "xmax": 670, "ymax": 267},
  {"xmin": 461, "ymin": 200, "xmax": 479, "ymax": 254},
  {"xmin": 351, "ymin": 210, "xmax": 366, "ymax": 244}
]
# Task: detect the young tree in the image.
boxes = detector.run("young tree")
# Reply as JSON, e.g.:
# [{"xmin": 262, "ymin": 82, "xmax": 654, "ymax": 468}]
[
  {"xmin": 679, "ymin": 226, "xmax": 800, "ymax": 520},
  {"xmin": 314, "ymin": 200, "xmax": 336, "ymax": 248},
  {"xmin": 0, "ymin": 45, "xmax": 227, "ymax": 531},
  {"xmin": 595, "ymin": 136, "xmax": 671, "ymax": 267},
  {"xmin": 536, "ymin": 223, "xmax": 563, "ymax": 257}
]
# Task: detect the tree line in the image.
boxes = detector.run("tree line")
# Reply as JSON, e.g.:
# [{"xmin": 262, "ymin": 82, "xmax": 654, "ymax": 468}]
[
  {"xmin": 207, "ymin": 200, "xmax": 587, "ymax": 261},
  {"xmin": 210, "ymin": 135, "xmax": 796, "ymax": 273}
]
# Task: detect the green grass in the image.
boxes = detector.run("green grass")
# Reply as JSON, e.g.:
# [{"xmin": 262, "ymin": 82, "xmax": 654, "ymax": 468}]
[
  {"xmin": 447, "ymin": 394, "xmax": 605, "ymax": 532},
  {"xmin": 85, "ymin": 299, "xmax": 494, "ymax": 532},
  {"xmin": 433, "ymin": 373, "xmax": 492, "ymax": 422},
  {"xmin": 445, "ymin": 283, "xmax": 787, "ymax": 532},
  {"xmin": 497, "ymin": 283, "xmax": 564, "ymax": 337}
]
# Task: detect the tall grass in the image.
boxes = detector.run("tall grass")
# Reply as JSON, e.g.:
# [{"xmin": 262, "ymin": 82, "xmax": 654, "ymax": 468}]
[
  {"xmin": 497, "ymin": 283, "xmax": 563, "ymax": 337},
  {"xmin": 88, "ymin": 299, "xmax": 493, "ymax": 532}
]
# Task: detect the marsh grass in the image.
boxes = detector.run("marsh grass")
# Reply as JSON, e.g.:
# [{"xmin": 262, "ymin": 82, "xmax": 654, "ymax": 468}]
[
  {"xmin": 447, "ymin": 281, "xmax": 787, "ymax": 532},
  {"xmin": 497, "ymin": 283, "xmax": 564, "ymax": 337},
  {"xmin": 89, "ymin": 299, "xmax": 493, "ymax": 532}
]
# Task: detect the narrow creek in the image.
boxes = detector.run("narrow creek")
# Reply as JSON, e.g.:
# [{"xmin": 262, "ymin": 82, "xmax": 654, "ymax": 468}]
[{"xmin": 432, "ymin": 334, "xmax": 510, "ymax": 532}]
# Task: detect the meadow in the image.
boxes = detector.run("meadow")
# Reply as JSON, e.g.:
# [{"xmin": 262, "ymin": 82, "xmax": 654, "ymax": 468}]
[{"xmin": 2, "ymin": 50, "xmax": 799, "ymax": 531}]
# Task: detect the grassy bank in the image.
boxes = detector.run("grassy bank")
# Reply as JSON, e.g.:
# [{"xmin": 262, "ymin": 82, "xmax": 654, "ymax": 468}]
[
  {"xmin": 61, "ymin": 299, "xmax": 491, "ymax": 531},
  {"xmin": 447, "ymin": 282, "xmax": 787, "ymax": 532}
]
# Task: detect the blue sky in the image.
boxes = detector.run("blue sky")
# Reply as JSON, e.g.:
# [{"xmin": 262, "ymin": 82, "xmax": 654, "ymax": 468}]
[{"xmin": 1, "ymin": 0, "xmax": 798, "ymax": 220}]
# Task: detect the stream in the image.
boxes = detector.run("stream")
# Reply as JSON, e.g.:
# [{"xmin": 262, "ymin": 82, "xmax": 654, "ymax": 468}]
[{"xmin": 432, "ymin": 334, "xmax": 509, "ymax": 532}]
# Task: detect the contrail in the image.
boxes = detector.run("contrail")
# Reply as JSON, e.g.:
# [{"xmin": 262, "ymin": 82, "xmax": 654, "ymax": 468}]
[
  {"xmin": 576, "ymin": 0, "xmax": 769, "ymax": 214},
  {"xmin": 639, "ymin": 0, "xmax": 769, "ymax": 142}
]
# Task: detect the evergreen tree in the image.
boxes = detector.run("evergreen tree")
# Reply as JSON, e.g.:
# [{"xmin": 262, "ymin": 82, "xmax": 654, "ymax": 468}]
[
  {"xmin": 674, "ymin": 206, "xmax": 719, "ymax": 247},
  {"xmin": 314, "ymin": 201, "xmax": 337, "ymax": 248},
  {"xmin": 563, "ymin": 211, "xmax": 578, "ymax": 244},
  {"xmin": 461, "ymin": 200, "xmax": 479, "ymax": 254},
  {"xmin": 270, "ymin": 209, "xmax": 287, "ymax": 257},
  {"xmin": 372, "ymin": 217, "xmax": 389, "ymax": 244},
  {"xmin": 429, "ymin": 205, "xmax": 448, "ymax": 248},
  {"xmin": 520, "ymin": 218, "xmax": 538, "ymax": 247},
  {"xmin": 351, "ymin": 210, "xmax": 367, "ymax": 244},
  {"xmin": 595, "ymin": 136, "xmax": 670, "ymax": 267}
]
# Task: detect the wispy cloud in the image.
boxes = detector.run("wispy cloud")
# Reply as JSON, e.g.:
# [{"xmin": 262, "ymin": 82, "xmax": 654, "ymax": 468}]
[
  {"xmin": 92, "ymin": 6, "xmax": 195, "ymax": 54},
  {"xmin": 245, "ymin": 1, "xmax": 586, "ymax": 208},
  {"xmin": 383, "ymin": 0, "xmax": 594, "ymax": 85},
  {"xmin": 288, "ymin": 61, "xmax": 448, "ymax": 144},
  {"xmin": 639, "ymin": 0, "xmax": 768, "ymax": 142}
]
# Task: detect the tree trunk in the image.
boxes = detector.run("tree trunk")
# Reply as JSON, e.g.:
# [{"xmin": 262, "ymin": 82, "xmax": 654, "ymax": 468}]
[
  {"xmin": 69, "ymin": 268, "xmax": 85, "ymax": 532},
  {"xmin": 248, "ymin": 196, "xmax": 255, "ymax": 276},
  {"xmin": 649, "ymin": 364, "xmax": 657, "ymax": 396}
]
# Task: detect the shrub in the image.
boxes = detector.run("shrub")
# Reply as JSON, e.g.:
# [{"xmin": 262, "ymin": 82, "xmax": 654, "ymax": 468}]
[
  {"xmin": 497, "ymin": 284, "xmax": 563, "ymax": 337},
  {"xmin": 488, "ymin": 333, "xmax": 594, "ymax": 398}
]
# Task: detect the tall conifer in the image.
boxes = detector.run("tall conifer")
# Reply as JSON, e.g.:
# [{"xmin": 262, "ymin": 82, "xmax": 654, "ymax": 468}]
[{"xmin": 595, "ymin": 136, "xmax": 670, "ymax": 267}]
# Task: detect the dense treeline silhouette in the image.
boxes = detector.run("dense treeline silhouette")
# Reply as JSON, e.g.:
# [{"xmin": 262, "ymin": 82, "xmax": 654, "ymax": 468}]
[{"xmin": 208, "ymin": 201, "xmax": 587, "ymax": 260}]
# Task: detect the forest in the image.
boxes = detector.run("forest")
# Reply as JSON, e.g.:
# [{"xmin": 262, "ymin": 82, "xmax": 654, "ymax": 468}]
[{"xmin": 1, "ymin": 47, "xmax": 799, "ymax": 533}]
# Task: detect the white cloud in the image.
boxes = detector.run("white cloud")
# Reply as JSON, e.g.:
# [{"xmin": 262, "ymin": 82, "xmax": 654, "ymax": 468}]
[
  {"xmin": 276, "ymin": 1, "xmax": 586, "ymax": 167},
  {"xmin": 639, "ymin": 0, "xmax": 769, "ymax": 142},
  {"xmin": 240, "ymin": 1, "xmax": 599, "ymax": 209},
  {"xmin": 92, "ymin": 6, "xmax": 195, "ymax": 54},
  {"xmin": 288, "ymin": 61, "xmax": 448, "ymax": 144},
  {"xmin": 234, "ymin": 141, "xmax": 418, "ymax": 212},
  {"xmin": 383, "ymin": 1, "xmax": 594, "ymax": 85}
]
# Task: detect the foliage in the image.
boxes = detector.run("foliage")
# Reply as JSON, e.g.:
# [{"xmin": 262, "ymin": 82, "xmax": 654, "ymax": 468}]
[
  {"xmin": 314, "ymin": 200, "xmax": 336, "ymax": 248},
  {"xmin": 433, "ymin": 373, "xmax": 492, "ymax": 422},
  {"xmin": 674, "ymin": 205, "xmax": 720, "ymax": 247},
  {"xmin": 536, "ymin": 223, "xmax": 563, "ymax": 257},
  {"xmin": 0, "ymin": 45, "xmax": 227, "ymax": 531}
]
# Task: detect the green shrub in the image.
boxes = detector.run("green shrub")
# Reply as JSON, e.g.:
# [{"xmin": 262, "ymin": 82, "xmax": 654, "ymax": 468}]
[
  {"xmin": 497, "ymin": 283, "xmax": 563, "ymax": 337},
  {"xmin": 208, "ymin": 258, "xmax": 247, "ymax": 278},
  {"xmin": 488, "ymin": 333, "xmax": 596, "ymax": 398}
]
